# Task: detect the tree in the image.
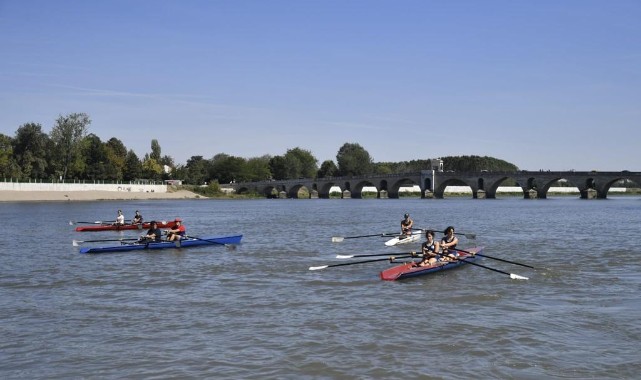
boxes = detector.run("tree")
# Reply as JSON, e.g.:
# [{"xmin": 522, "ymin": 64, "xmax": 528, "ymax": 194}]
[
  {"xmin": 49, "ymin": 113, "xmax": 90, "ymax": 180},
  {"xmin": 141, "ymin": 153, "xmax": 163, "ymax": 181},
  {"xmin": 246, "ymin": 155, "xmax": 272, "ymax": 181},
  {"xmin": 123, "ymin": 150, "xmax": 142, "ymax": 181},
  {"xmin": 183, "ymin": 155, "xmax": 209, "ymax": 185},
  {"xmin": 317, "ymin": 160, "xmax": 338, "ymax": 178},
  {"xmin": 209, "ymin": 154, "xmax": 250, "ymax": 183},
  {"xmin": 336, "ymin": 143, "xmax": 373, "ymax": 176},
  {"xmin": 269, "ymin": 155, "xmax": 287, "ymax": 180},
  {"xmin": 283, "ymin": 147, "xmax": 318, "ymax": 179},
  {"xmin": 150, "ymin": 139, "xmax": 161, "ymax": 161},
  {"xmin": 105, "ymin": 137, "xmax": 128, "ymax": 180},
  {"xmin": 0, "ymin": 134, "xmax": 14, "ymax": 178},
  {"xmin": 82, "ymin": 134, "xmax": 108, "ymax": 180},
  {"xmin": 13, "ymin": 123, "xmax": 51, "ymax": 179}
]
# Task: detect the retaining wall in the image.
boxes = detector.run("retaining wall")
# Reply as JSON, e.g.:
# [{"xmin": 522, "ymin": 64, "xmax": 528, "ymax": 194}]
[{"xmin": 0, "ymin": 182, "xmax": 167, "ymax": 193}]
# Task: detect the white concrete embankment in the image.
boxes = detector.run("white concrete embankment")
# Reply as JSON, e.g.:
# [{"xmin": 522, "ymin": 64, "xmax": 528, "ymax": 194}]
[{"xmin": 0, "ymin": 182, "xmax": 167, "ymax": 193}]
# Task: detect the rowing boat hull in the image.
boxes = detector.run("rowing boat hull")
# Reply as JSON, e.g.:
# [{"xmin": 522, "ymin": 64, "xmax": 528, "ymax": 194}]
[
  {"xmin": 379, "ymin": 247, "xmax": 483, "ymax": 281},
  {"xmin": 75, "ymin": 219, "xmax": 182, "ymax": 232},
  {"xmin": 79, "ymin": 234, "xmax": 242, "ymax": 254},
  {"xmin": 384, "ymin": 234, "xmax": 421, "ymax": 246}
]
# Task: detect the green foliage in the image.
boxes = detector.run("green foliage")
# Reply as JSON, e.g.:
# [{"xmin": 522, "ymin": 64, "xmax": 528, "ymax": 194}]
[
  {"xmin": 4, "ymin": 113, "xmax": 523, "ymax": 186},
  {"xmin": 104, "ymin": 138, "xmax": 127, "ymax": 181},
  {"xmin": 150, "ymin": 139, "xmax": 161, "ymax": 161},
  {"xmin": 50, "ymin": 113, "xmax": 90, "ymax": 180},
  {"xmin": 192, "ymin": 180, "xmax": 223, "ymax": 197},
  {"xmin": 123, "ymin": 150, "xmax": 142, "ymax": 181},
  {"xmin": 13, "ymin": 123, "xmax": 51, "ymax": 179},
  {"xmin": 442, "ymin": 155, "xmax": 518, "ymax": 172},
  {"xmin": 246, "ymin": 155, "xmax": 272, "ymax": 181},
  {"xmin": 283, "ymin": 147, "xmax": 318, "ymax": 179},
  {"xmin": 142, "ymin": 154, "xmax": 163, "ymax": 180},
  {"xmin": 210, "ymin": 153, "xmax": 251, "ymax": 183},
  {"xmin": 269, "ymin": 155, "xmax": 287, "ymax": 180},
  {"xmin": 183, "ymin": 155, "xmax": 209, "ymax": 185},
  {"xmin": 336, "ymin": 143, "xmax": 372, "ymax": 176},
  {"xmin": 0, "ymin": 133, "xmax": 14, "ymax": 178},
  {"xmin": 317, "ymin": 160, "xmax": 338, "ymax": 178}
]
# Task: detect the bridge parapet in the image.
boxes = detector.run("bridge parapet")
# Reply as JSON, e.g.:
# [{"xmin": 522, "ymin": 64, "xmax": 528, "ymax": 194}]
[{"xmin": 230, "ymin": 170, "xmax": 640, "ymax": 200}]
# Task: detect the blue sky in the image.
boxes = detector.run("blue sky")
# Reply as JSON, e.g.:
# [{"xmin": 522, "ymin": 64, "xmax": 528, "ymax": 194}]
[{"xmin": 1, "ymin": 0, "xmax": 639, "ymax": 171}]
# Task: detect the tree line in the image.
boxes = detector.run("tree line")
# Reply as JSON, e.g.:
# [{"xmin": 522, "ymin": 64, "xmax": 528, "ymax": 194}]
[{"xmin": 0, "ymin": 113, "xmax": 519, "ymax": 185}]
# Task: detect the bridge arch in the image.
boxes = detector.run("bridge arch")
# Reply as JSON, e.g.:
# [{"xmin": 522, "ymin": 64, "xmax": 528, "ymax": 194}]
[
  {"xmin": 352, "ymin": 180, "xmax": 377, "ymax": 199},
  {"xmin": 434, "ymin": 178, "xmax": 476, "ymax": 199},
  {"xmin": 389, "ymin": 177, "xmax": 420, "ymax": 199}
]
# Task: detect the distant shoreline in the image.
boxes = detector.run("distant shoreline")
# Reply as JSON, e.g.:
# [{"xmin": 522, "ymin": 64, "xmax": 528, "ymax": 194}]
[{"xmin": 0, "ymin": 189, "xmax": 206, "ymax": 202}]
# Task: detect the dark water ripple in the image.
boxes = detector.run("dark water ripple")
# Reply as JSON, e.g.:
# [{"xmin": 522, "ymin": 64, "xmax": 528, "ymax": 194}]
[{"xmin": 1, "ymin": 197, "xmax": 640, "ymax": 379}]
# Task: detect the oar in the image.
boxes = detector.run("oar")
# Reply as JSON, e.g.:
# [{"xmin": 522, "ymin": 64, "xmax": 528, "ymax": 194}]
[
  {"xmin": 448, "ymin": 254, "xmax": 528, "ymax": 280},
  {"xmin": 309, "ymin": 255, "xmax": 413, "ymax": 271},
  {"xmin": 454, "ymin": 248, "xmax": 536, "ymax": 269},
  {"xmin": 69, "ymin": 220, "xmax": 132, "ymax": 225},
  {"xmin": 72, "ymin": 238, "xmax": 139, "ymax": 246},
  {"xmin": 183, "ymin": 235, "xmax": 237, "ymax": 250},
  {"xmin": 416, "ymin": 228, "xmax": 476, "ymax": 239},
  {"xmin": 336, "ymin": 252, "xmax": 420, "ymax": 259},
  {"xmin": 331, "ymin": 232, "xmax": 398, "ymax": 242}
]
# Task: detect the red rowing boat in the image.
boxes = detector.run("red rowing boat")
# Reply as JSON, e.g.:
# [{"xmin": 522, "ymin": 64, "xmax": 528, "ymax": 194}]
[
  {"xmin": 75, "ymin": 219, "xmax": 182, "ymax": 232},
  {"xmin": 380, "ymin": 247, "xmax": 482, "ymax": 281}
]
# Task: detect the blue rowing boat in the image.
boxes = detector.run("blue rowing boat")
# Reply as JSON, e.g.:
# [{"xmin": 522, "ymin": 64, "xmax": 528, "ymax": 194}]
[
  {"xmin": 379, "ymin": 247, "xmax": 482, "ymax": 281},
  {"xmin": 79, "ymin": 234, "xmax": 243, "ymax": 254}
]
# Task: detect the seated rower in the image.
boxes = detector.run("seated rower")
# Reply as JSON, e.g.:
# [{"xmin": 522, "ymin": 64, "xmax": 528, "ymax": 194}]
[
  {"xmin": 414, "ymin": 230, "xmax": 441, "ymax": 267},
  {"xmin": 132, "ymin": 210, "xmax": 143, "ymax": 225},
  {"xmin": 400, "ymin": 213, "xmax": 413, "ymax": 237},
  {"xmin": 440, "ymin": 226, "xmax": 459, "ymax": 261},
  {"xmin": 165, "ymin": 220, "xmax": 186, "ymax": 242},
  {"xmin": 139, "ymin": 221, "xmax": 162, "ymax": 243},
  {"xmin": 113, "ymin": 210, "xmax": 125, "ymax": 226}
]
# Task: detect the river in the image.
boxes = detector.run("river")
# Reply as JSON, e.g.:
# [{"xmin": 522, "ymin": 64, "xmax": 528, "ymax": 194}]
[{"xmin": 1, "ymin": 196, "xmax": 640, "ymax": 379}]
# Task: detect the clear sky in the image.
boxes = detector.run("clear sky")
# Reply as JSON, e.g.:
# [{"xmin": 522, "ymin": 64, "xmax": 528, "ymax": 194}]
[{"xmin": 1, "ymin": 0, "xmax": 639, "ymax": 171}]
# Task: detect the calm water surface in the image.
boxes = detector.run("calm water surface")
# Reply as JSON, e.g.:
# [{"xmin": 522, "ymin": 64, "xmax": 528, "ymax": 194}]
[{"xmin": 1, "ymin": 197, "xmax": 640, "ymax": 379}]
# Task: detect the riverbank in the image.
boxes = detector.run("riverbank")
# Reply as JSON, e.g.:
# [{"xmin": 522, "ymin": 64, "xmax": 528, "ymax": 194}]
[{"xmin": 0, "ymin": 189, "xmax": 206, "ymax": 202}]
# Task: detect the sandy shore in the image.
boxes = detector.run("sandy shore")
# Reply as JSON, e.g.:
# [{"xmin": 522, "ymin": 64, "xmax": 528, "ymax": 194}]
[{"xmin": 0, "ymin": 189, "xmax": 206, "ymax": 202}]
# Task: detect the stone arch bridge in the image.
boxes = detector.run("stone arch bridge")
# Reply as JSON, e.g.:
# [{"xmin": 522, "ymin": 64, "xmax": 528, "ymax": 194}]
[{"xmin": 227, "ymin": 170, "xmax": 640, "ymax": 199}]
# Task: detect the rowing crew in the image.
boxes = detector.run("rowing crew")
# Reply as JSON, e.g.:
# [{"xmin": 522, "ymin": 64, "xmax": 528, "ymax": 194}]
[
  {"xmin": 113, "ymin": 209, "xmax": 144, "ymax": 226},
  {"xmin": 412, "ymin": 226, "xmax": 460, "ymax": 267},
  {"xmin": 138, "ymin": 220, "xmax": 186, "ymax": 243}
]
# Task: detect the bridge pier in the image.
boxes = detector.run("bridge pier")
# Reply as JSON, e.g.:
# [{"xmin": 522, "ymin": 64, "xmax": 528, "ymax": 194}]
[
  {"xmin": 580, "ymin": 188, "xmax": 598, "ymax": 199},
  {"xmin": 342, "ymin": 190, "xmax": 351, "ymax": 199},
  {"xmin": 379, "ymin": 190, "xmax": 388, "ymax": 199}
]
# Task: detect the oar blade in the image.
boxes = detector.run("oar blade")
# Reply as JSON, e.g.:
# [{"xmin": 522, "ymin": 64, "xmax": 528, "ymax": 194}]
[
  {"xmin": 510, "ymin": 273, "xmax": 529, "ymax": 280},
  {"xmin": 335, "ymin": 254, "xmax": 354, "ymax": 259},
  {"xmin": 72, "ymin": 240, "xmax": 81, "ymax": 247},
  {"xmin": 309, "ymin": 265, "xmax": 329, "ymax": 271},
  {"xmin": 465, "ymin": 233, "xmax": 477, "ymax": 239},
  {"xmin": 331, "ymin": 237, "xmax": 345, "ymax": 243}
]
